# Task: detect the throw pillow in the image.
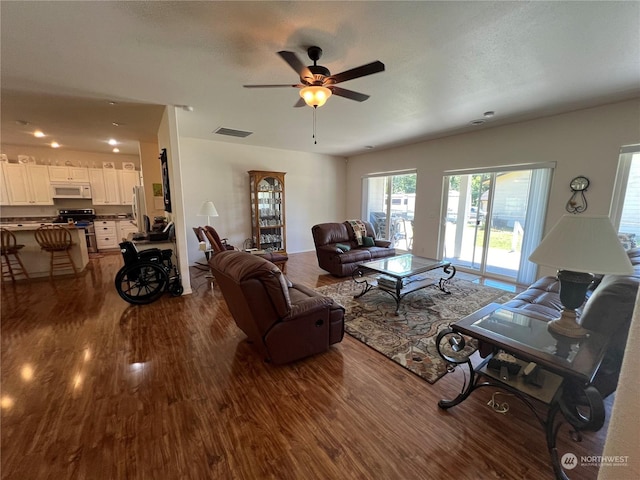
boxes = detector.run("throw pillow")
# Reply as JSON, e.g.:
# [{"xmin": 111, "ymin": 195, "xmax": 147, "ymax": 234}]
[
  {"xmin": 346, "ymin": 220, "xmax": 367, "ymax": 246},
  {"xmin": 335, "ymin": 243, "xmax": 351, "ymax": 252},
  {"xmin": 362, "ymin": 236, "xmax": 375, "ymax": 247},
  {"xmin": 618, "ymin": 233, "xmax": 637, "ymax": 251}
]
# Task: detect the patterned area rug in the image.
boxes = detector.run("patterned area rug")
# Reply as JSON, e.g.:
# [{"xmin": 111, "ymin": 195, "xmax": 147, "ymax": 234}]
[{"xmin": 316, "ymin": 276, "xmax": 513, "ymax": 384}]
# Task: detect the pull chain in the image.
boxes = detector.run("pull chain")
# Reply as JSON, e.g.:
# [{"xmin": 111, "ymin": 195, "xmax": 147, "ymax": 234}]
[{"xmin": 313, "ymin": 106, "xmax": 317, "ymax": 144}]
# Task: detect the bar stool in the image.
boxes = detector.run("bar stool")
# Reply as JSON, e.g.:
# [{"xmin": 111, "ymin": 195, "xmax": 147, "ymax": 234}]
[
  {"xmin": 1, "ymin": 228, "xmax": 30, "ymax": 282},
  {"xmin": 34, "ymin": 225, "xmax": 78, "ymax": 278}
]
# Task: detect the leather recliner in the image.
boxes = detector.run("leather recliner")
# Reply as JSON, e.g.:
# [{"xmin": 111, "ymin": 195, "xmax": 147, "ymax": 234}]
[{"xmin": 209, "ymin": 250, "xmax": 345, "ymax": 364}]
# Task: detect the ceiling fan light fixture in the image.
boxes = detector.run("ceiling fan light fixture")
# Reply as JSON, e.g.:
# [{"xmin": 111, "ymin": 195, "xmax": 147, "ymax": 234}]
[{"xmin": 300, "ymin": 86, "xmax": 332, "ymax": 108}]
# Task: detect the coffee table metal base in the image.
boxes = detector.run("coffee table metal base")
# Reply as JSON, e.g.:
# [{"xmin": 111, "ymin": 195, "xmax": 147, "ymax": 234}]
[{"xmin": 353, "ymin": 261, "xmax": 456, "ymax": 315}]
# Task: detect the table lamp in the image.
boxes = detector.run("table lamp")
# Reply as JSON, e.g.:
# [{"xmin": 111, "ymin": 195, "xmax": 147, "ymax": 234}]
[
  {"xmin": 528, "ymin": 214, "xmax": 633, "ymax": 338},
  {"xmin": 197, "ymin": 201, "xmax": 219, "ymax": 226}
]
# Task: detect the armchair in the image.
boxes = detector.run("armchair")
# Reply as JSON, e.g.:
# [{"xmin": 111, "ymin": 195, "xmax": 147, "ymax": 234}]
[
  {"xmin": 202, "ymin": 225, "xmax": 235, "ymax": 253},
  {"xmin": 209, "ymin": 250, "xmax": 344, "ymax": 364},
  {"xmin": 203, "ymin": 224, "xmax": 288, "ymax": 272}
]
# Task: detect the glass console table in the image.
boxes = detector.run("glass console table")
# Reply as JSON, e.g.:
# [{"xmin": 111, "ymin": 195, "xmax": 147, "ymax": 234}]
[{"xmin": 436, "ymin": 303, "xmax": 610, "ymax": 480}]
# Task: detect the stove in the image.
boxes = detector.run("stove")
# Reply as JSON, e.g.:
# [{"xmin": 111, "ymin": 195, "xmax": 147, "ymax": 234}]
[
  {"xmin": 53, "ymin": 209, "xmax": 97, "ymax": 252},
  {"xmin": 53, "ymin": 208, "xmax": 96, "ymax": 224}
]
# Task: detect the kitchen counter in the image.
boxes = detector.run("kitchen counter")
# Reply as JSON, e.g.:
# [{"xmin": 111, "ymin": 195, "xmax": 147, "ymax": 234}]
[{"xmin": 1, "ymin": 224, "xmax": 89, "ymax": 278}]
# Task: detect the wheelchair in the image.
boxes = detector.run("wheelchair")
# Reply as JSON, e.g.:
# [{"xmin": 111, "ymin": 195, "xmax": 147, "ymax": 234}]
[{"xmin": 115, "ymin": 241, "xmax": 183, "ymax": 305}]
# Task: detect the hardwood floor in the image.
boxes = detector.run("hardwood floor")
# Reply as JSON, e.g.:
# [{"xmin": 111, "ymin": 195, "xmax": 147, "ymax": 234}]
[{"xmin": 1, "ymin": 251, "xmax": 612, "ymax": 479}]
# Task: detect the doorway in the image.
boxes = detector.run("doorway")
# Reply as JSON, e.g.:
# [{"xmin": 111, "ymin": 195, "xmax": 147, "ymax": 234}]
[
  {"xmin": 363, "ymin": 172, "xmax": 416, "ymax": 251},
  {"xmin": 441, "ymin": 165, "xmax": 553, "ymax": 284}
]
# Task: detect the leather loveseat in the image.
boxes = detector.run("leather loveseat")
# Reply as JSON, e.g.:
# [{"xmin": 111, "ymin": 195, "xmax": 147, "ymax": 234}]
[
  {"xmin": 209, "ymin": 250, "xmax": 344, "ymax": 364},
  {"xmin": 495, "ymin": 247, "xmax": 640, "ymax": 398},
  {"xmin": 311, "ymin": 220, "xmax": 396, "ymax": 277}
]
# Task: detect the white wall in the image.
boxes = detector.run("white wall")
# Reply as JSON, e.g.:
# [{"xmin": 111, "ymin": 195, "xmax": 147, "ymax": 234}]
[
  {"xmin": 177, "ymin": 137, "xmax": 346, "ymax": 265},
  {"xmin": 138, "ymin": 140, "xmax": 163, "ymax": 219},
  {"xmin": 157, "ymin": 106, "xmax": 192, "ymax": 294},
  {"xmin": 346, "ymin": 99, "xmax": 640, "ymax": 277}
]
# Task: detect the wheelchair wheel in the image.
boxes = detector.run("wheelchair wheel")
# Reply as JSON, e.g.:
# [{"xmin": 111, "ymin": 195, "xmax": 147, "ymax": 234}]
[
  {"xmin": 170, "ymin": 283, "xmax": 184, "ymax": 296},
  {"xmin": 115, "ymin": 261, "xmax": 169, "ymax": 305}
]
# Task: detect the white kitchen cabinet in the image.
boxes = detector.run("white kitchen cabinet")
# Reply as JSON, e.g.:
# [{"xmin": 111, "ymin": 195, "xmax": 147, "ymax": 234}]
[
  {"xmin": 95, "ymin": 220, "xmax": 119, "ymax": 250},
  {"xmin": 89, "ymin": 168, "xmax": 120, "ymax": 205},
  {"xmin": 0, "ymin": 163, "xmax": 10, "ymax": 205},
  {"xmin": 3, "ymin": 163, "xmax": 53, "ymax": 205},
  {"xmin": 48, "ymin": 165, "xmax": 90, "ymax": 182},
  {"xmin": 117, "ymin": 220, "xmax": 139, "ymax": 241},
  {"xmin": 118, "ymin": 170, "xmax": 140, "ymax": 205}
]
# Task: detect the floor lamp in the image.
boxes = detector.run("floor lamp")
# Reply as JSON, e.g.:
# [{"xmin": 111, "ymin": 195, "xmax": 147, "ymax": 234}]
[
  {"xmin": 198, "ymin": 201, "xmax": 219, "ymax": 226},
  {"xmin": 528, "ymin": 214, "xmax": 633, "ymax": 338}
]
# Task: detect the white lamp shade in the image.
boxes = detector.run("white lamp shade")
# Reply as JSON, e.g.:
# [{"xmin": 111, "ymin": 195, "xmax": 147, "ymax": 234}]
[
  {"xmin": 529, "ymin": 214, "xmax": 633, "ymax": 275},
  {"xmin": 197, "ymin": 201, "xmax": 219, "ymax": 218}
]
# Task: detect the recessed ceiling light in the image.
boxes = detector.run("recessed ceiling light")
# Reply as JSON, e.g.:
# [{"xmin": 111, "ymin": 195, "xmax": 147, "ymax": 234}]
[
  {"xmin": 112, "ymin": 122, "xmax": 120, "ymax": 127},
  {"xmin": 108, "ymin": 138, "xmax": 118, "ymax": 146},
  {"xmin": 364, "ymin": 145, "xmax": 375, "ymax": 149},
  {"xmin": 112, "ymin": 147, "xmax": 120, "ymax": 153},
  {"xmin": 483, "ymin": 111, "xmax": 495, "ymax": 118},
  {"xmin": 108, "ymin": 101, "xmax": 117, "ymax": 105},
  {"xmin": 16, "ymin": 120, "xmax": 30, "ymax": 126},
  {"xmin": 51, "ymin": 141, "xmax": 60, "ymax": 148},
  {"xmin": 470, "ymin": 120, "xmax": 485, "ymax": 126},
  {"xmin": 33, "ymin": 130, "xmax": 45, "ymax": 138}
]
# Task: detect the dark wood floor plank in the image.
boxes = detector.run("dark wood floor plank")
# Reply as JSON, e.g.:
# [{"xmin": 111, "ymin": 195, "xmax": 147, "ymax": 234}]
[{"xmin": 1, "ymin": 251, "xmax": 611, "ymax": 479}]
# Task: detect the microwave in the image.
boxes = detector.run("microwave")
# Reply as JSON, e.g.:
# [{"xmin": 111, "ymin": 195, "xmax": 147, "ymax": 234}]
[{"xmin": 51, "ymin": 183, "xmax": 92, "ymax": 199}]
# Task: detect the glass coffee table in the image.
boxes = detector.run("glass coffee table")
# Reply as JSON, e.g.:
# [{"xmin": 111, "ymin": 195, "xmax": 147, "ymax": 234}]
[{"xmin": 352, "ymin": 254, "xmax": 456, "ymax": 314}]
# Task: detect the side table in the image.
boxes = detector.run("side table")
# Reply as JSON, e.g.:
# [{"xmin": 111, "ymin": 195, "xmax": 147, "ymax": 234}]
[{"xmin": 436, "ymin": 303, "xmax": 610, "ymax": 480}]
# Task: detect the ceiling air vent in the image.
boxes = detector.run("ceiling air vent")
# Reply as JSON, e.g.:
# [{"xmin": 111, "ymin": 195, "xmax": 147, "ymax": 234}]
[{"xmin": 213, "ymin": 127, "xmax": 253, "ymax": 138}]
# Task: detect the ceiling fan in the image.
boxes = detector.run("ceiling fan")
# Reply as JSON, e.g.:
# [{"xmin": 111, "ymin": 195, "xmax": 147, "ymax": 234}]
[{"xmin": 244, "ymin": 46, "xmax": 385, "ymax": 108}]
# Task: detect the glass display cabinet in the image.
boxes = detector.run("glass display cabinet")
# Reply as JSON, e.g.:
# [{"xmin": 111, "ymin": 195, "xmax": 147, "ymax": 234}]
[{"xmin": 248, "ymin": 170, "xmax": 286, "ymax": 253}]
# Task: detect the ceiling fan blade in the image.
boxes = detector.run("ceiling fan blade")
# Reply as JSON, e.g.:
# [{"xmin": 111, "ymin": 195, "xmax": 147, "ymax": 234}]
[
  {"xmin": 278, "ymin": 51, "xmax": 313, "ymax": 79},
  {"xmin": 329, "ymin": 61, "xmax": 385, "ymax": 84},
  {"xmin": 243, "ymin": 84, "xmax": 301, "ymax": 88},
  {"xmin": 329, "ymin": 86, "xmax": 370, "ymax": 102},
  {"xmin": 293, "ymin": 98, "xmax": 306, "ymax": 108}
]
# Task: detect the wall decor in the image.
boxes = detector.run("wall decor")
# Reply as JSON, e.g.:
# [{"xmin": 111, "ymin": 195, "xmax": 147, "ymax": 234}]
[
  {"xmin": 122, "ymin": 162, "xmax": 135, "ymax": 171},
  {"xmin": 160, "ymin": 148, "xmax": 172, "ymax": 212},
  {"xmin": 152, "ymin": 183, "xmax": 163, "ymax": 197},
  {"xmin": 566, "ymin": 175, "xmax": 589, "ymax": 214},
  {"xmin": 103, "ymin": 161, "xmax": 115, "ymax": 169}
]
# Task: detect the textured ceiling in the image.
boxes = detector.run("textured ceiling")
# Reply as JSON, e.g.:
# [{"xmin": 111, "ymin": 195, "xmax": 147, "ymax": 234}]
[{"xmin": 1, "ymin": 1, "xmax": 639, "ymax": 158}]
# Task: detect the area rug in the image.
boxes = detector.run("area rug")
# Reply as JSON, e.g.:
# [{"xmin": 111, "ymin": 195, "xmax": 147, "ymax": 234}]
[{"xmin": 316, "ymin": 276, "xmax": 514, "ymax": 384}]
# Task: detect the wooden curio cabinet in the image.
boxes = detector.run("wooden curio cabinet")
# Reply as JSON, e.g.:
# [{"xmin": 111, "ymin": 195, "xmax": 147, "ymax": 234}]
[{"xmin": 248, "ymin": 171, "xmax": 286, "ymax": 253}]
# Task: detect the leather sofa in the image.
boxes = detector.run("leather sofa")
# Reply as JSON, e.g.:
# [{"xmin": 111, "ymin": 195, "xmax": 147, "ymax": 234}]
[
  {"xmin": 311, "ymin": 221, "xmax": 396, "ymax": 277},
  {"xmin": 209, "ymin": 250, "xmax": 344, "ymax": 364},
  {"xmin": 494, "ymin": 247, "xmax": 640, "ymax": 398}
]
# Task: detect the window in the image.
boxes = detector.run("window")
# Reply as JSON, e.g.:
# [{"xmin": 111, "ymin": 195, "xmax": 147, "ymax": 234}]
[
  {"xmin": 362, "ymin": 171, "xmax": 417, "ymax": 251},
  {"xmin": 610, "ymin": 145, "xmax": 640, "ymax": 243},
  {"xmin": 441, "ymin": 163, "xmax": 554, "ymax": 285}
]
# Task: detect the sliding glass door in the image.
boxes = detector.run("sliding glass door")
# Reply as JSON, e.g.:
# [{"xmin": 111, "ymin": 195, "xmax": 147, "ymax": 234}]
[
  {"xmin": 363, "ymin": 172, "xmax": 416, "ymax": 251},
  {"xmin": 441, "ymin": 165, "xmax": 553, "ymax": 284}
]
